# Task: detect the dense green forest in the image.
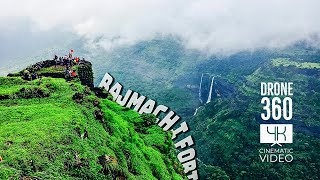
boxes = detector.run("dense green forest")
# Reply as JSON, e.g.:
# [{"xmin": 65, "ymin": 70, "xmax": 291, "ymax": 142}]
[{"xmin": 190, "ymin": 58, "xmax": 320, "ymax": 179}]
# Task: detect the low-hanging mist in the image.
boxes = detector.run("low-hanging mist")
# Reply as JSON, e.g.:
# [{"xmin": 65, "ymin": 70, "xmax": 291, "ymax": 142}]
[{"xmin": 1, "ymin": 0, "xmax": 320, "ymax": 56}]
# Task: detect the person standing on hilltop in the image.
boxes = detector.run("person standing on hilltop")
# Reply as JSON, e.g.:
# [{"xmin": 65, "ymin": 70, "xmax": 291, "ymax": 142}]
[
  {"xmin": 54, "ymin": 55, "xmax": 58, "ymax": 67},
  {"xmin": 66, "ymin": 58, "xmax": 71, "ymax": 67},
  {"xmin": 23, "ymin": 69, "xmax": 31, "ymax": 80},
  {"xmin": 71, "ymin": 70, "xmax": 77, "ymax": 78},
  {"xmin": 31, "ymin": 72, "xmax": 37, "ymax": 80},
  {"xmin": 69, "ymin": 49, "xmax": 74, "ymax": 59},
  {"xmin": 63, "ymin": 55, "xmax": 67, "ymax": 66},
  {"xmin": 59, "ymin": 57, "xmax": 63, "ymax": 65}
]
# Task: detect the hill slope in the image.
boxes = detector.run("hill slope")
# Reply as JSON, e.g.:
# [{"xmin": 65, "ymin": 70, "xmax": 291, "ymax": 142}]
[{"xmin": 0, "ymin": 63, "xmax": 185, "ymax": 179}]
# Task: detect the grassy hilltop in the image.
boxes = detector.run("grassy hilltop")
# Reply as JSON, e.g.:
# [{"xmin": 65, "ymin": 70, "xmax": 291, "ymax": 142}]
[{"xmin": 0, "ymin": 62, "xmax": 185, "ymax": 179}]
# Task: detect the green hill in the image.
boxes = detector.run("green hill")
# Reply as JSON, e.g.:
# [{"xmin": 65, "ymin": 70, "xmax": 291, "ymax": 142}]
[{"xmin": 0, "ymin": 61, "xmax": 185, "ymax": 179}]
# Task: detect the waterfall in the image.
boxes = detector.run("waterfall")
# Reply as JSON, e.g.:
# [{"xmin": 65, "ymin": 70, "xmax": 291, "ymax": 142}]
[
  {"xmin": 206, "ymin": 76, "xmax": 215, "ymax": 103},
  {"xmin": 193, "ymin": 107, "xmax": 200, "ymax": 116},
  {"xmin": 199, "ymin": 73, "xmax": 204, "ymax": 104}
]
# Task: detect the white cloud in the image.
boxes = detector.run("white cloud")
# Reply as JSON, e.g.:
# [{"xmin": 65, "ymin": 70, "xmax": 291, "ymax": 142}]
[{"xmin": 1, "ymin": 0, "xmax": 320, "ymax": 54}]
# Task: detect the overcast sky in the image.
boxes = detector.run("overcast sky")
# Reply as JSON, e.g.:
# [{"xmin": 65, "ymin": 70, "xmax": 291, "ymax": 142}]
[{"xmin": 1, "ymin": 0, "xmax": 320, "ymax": 56}]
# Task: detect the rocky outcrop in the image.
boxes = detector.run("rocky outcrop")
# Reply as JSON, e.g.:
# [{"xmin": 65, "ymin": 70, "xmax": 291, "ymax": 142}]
[
  {"xmin": 7, "ymin": 59, "xmax": 94, "ymax": 88},
  {"xmin": 77, "ymin": 61, "xmax": 94, "ymax": 88}
]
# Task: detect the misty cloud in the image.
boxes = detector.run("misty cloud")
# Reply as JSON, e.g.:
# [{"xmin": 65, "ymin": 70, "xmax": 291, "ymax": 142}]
[{"xmin": 1, "ymin": 0, "xmax": 320, "ymax": 54}]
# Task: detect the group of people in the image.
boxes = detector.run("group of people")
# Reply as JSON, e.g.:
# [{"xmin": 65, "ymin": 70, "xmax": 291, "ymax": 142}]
[
  {"xmin": 65, "ymin": 68, "xmax": 77, "ymax": 79},
  {"xmin": 22, "ymin": 50, "xmax": 82, "ymax": 81},
  {"xmin": 54, "ymin": 50, "xmax": 83, "ymax": 79},
  {"xmin": 22, "ymin": 61, "xmax": 46, "ymax": 80},
  {"xmin": 54, "ymin": 52, "xmax": 84, "ymax": 67},
  {"xmin": 23, "ymin": 69, "xmax": 39, "ymax": 81}
]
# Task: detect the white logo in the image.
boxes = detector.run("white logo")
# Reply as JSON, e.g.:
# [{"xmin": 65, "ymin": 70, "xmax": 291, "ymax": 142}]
[{"xmin": 260, "ymin": 124, "xmax": 293, "ymax": 146}]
